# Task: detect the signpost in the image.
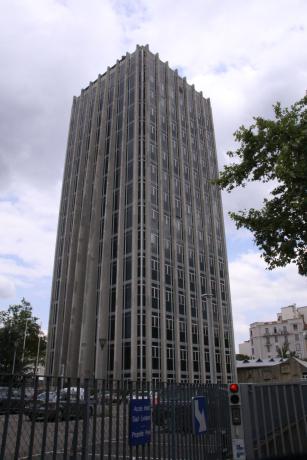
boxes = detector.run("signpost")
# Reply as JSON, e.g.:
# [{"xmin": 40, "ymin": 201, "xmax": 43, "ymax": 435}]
[
  {"xmin": 232, "ymin": 439, "xmax": 246, "ymax": 460},
  {"xmin": 192, "ymin": 396, "xmax": 207, "ymax": 435},
  {"xmin": 129, "ymin": 398, "xmax": 151, "ymax": 446}
]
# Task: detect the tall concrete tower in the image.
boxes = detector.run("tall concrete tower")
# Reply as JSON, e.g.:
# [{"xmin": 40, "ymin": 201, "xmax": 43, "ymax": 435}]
[{"xmin": 46, "ymin": 45, "xmax": 236, "ymax": 383}]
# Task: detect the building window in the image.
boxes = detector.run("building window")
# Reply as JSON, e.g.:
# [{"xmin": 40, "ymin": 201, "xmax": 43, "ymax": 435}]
[
  {"xmin": 151, "ymin": 259, "xmax": 159, "ymax": 281},
  {"xmin": 189, "ymin": 272, "xmax": 195, "ymax": 292},
  {"xmin": 193, "ymin": 350, "xmax": 199, "ymax": 372},
  {"xmin": 178, "ymin": 269, "xmax": 184, "ymax": 289},
  {"xmin": 177, "ymin": 244, "xmax": 184, "ymax": 263},
  {"xmin": 192, "ymin": 323, "xmax": 198, "ymax": 344},
  {"xmin": 165, "ymin": 264, "xmax": 172, "ymax": 285},
  {"xmin": 179, "ymin": 293, "xmax": 185, "ymax": 315},
  {"xmin": 166, "ymin": 318, "xmax": 173, "ymax": 341},
  {"xmin": 124, "ymin": 257, "xmax": 132, "ymax": 281},
  {"xmin": 123, "ymin": 312, "xmax": 131, "ymax": 338},
  {"xmin": 179, "ymin": 321, "xmax": 186, "ymax": 342},
  {"xmin": 151, "ymin": 232, "xmax": 159, "ymax": 254},
  {"xmin": 180, "ymin": 348, "xmax": 187, "ymax": 371},
  {"xmin": 167, "ymin": 347, "xmax": 174, "ymax": 371},
  {"xmin": 152, "ymin": 314, "xmax": 159, "ymax": 339},
  {"xmin": 152, "ymin": 285, "xmax": 160, "ymax": 310},
  {"xmin": 166, "ymin": 290, "xmax": 173, "ymax": 312}
]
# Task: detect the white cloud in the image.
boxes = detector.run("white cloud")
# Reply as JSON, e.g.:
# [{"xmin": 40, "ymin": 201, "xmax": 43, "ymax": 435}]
[
  {"xmin": 0, "ymin": 0, "xmax": 307, "ymax": 337},
  {"xmin": 0, "ymin": 181, "xmax": 59, "ymax": 288},
  {"xmin": 0, "ymin": 275, "xmax": 15, "ymax": 299}
]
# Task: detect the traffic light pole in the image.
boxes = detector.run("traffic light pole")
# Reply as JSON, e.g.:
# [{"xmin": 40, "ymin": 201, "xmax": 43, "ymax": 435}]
[{"xmin": 229, "ymin": 383, "xmax": 246, "ymax": 460}]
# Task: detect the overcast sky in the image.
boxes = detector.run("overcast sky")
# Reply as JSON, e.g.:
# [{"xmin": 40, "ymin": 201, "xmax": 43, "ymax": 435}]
[{"xmin": 0, "ymin": 0, "xmax": 307, "ymax": 350}]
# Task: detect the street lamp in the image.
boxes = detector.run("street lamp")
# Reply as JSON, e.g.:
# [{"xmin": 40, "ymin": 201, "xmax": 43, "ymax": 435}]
[
  {"xmin": 201, "ymin": 293, "xmax": 213, "ymax": 317},
  {"xmin": 201, "ymin": 293, "xmax": 213, "ymax": 299},
  {"xmin": 99, "ymin": 338, "xmax": 107, "ymax": 350}
]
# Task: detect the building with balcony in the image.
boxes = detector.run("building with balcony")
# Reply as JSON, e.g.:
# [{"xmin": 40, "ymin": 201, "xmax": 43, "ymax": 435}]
[{"xmin": 239, "ymin": 305, "xmax": 307, "ymax": 360}]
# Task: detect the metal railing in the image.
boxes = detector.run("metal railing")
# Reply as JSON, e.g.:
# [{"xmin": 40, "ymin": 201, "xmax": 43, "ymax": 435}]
[
  {"xmin": 0, "ymin": 375, "xmax": 232, "ymax": 460},
  {"xmin": 240, "ymin": 381, "xmax": 307, "ymax": 459}
]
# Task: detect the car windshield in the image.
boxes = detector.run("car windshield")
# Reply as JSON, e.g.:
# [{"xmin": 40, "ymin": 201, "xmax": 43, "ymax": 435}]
[
  {"xmin": 0, "ymin": 389, "xmax": 8, "ymax": 398},
  {"xmin": 37, "ymin": 392, "xmax": 57, "ymax": 401}
]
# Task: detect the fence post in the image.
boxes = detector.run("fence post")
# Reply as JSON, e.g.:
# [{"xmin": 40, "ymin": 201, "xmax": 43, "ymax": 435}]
[{"xmin": 81, "ymin": 378, "xmax": 90, "ymax": 459}]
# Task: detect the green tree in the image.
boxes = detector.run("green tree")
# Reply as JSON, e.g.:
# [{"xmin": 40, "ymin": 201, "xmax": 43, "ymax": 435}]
[
  {"xmin": 0, "ymin": 298, "xmax": 47, "ymax": 374},
  {"xmin": 276, "ymin": 342, "xmax": 297, "ymax": 359},
  {"xmin": 236, "ymin": 353, "xmax": 251, "ymax": 361},
  {"xmin": 216, "ymin": 96, "xmax": 307, "ymax": 275}
]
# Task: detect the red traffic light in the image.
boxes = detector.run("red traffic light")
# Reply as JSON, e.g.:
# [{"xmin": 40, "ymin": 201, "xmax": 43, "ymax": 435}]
[{"xmin": 229, "ymin": 383, "xmax": 239, "ymax": 393}]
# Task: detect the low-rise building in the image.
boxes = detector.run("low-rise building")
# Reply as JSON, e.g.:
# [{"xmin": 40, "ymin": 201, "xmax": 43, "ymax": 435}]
[
  {"xmin": 236, "ymin": 357, "xmax": 307, "ymax": 383},
  {"xmin": 239, "ymin": 305, "xmax": 307, "ymax": 360}
]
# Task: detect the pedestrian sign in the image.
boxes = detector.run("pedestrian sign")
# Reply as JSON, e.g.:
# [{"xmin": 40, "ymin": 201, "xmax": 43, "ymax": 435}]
[
  {"xmin": 129, "ymin": 398, "xmax": 151, "ymax": 446},
  {"xmin": 192, "ymin": 396, "xmax": 207, "ymax": 435},
  {"xmin": 232, "ymin": 439, "xmax": 246, "ymax": 459}
]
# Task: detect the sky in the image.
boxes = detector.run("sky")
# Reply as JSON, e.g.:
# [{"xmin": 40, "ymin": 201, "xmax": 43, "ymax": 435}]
[{"xmin": 0, "ymin": 0, "xmax": 307, "ymax": 350}]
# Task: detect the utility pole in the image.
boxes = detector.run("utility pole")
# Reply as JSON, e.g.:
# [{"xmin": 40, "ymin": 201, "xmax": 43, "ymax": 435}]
[
  {"xmin": 12, "ymin": 341, "xmax": 17, "ymax": 374},
  {"xmin": 21, "ymin": 317, "xmax": 29, "ymax": 366},
  {"xmin": 34, "ymin": 334, "xmax": 41, "ymax": 375}
]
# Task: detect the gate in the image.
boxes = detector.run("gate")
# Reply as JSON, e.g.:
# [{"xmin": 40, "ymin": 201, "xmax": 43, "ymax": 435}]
[
  {"xmin": 0, "ymin": 375, "xmax": 232, "ymax": 459},
  {"xmin": 240, "ymin": 382, "xmax": 307, "ymax": 459}
]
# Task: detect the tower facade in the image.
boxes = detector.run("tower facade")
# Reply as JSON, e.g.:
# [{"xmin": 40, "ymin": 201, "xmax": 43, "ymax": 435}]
[{"xmin": 46, "ymin": 45, "xmax": 236, "ymax": 383}]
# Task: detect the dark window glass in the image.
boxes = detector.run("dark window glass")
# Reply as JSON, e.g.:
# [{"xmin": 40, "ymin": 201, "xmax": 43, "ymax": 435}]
[
  {"xmin": 110, "ymin": 262, "xmax": 117, "ymax": 285},
  {"xmin": 108, "ymin": 344, "xmax": 114, "ymax": 371},
  {"xmin": 126, "ymin": 161, "xmax": 133, "ymax": 182},
  {"xmin": 128, "ymin": 89, "xmax": 135, "ymax": 105},
  {"xmin": 127, "ymin": 140, "xmax": 134, "ymax": 160},
  {"xmin": 109, "ymin": 288, "xmax": 116, "ymax": 312},
  {"xmin": 113, "ymin": 191, "xmax": 119, "ymax": 211},
  {"xmin": 111, "ymin": 237, "xmax": 117, "ymax": 259},
  {"xmin": 123, "ymin": 343, "xmax": 131, "ymax": 369},
  {"xmin": 124, "ymin": 284, "xmax": 131, "ymax": 310},
  {"xmin": 125, "ymin": 231, "xmax": 132, "ymax": 254},
  {"xmin": 123, "ymin": 312, "xmax": 131, "ymax": 338},
  {"xmin": 126, "ymin": 183, "xmax": 133, "ymax": 205},
  {"xmin": 127, "ymin": 122, "xmax": 134, "ymax": 141},
  {"xmin": 128, "ymin": 105, "xmax": 134, "ymax": 123},
  {"xmin": 165, "ymin": 290, "xmax": 173, "ymax": 312},
  {"xmin": 108, "ymin": 316, "xmax": 115, "ymax": 340},
  {"xmin": 124, "ymin": 257, "xmax": 132, "ymax": 281},
  {"xmin": 112, "ymin": 212, "xmax": 118, "ymax": 234},
  {"xmin": 125, "ymin": 206, "xmax": 133, "ymax": 228}
]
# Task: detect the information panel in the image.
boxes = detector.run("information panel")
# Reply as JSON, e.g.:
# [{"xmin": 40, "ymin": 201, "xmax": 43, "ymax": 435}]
[{"xmin": 129, "ymin": 398, "xmax": 151, "ymax": 446}]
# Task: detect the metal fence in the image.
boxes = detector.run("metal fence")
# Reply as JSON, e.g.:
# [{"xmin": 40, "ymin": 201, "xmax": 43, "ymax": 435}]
[
  {"xmin": 0, "ymin": 375, "xmax": 232, "ymax": 460},
  {"xmin": 240, "ymin": 382, "xmax": 307, "ymax": 459}
]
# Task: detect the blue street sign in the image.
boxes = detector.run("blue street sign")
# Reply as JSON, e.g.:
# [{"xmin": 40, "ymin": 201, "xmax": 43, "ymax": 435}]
[
  {"xmin": 192, "ymin": 396, "xmax": 207, "ymax": 435},
  {"xmin": 129, "ymin": 398, "xmax": 151, "ymax": 446}
]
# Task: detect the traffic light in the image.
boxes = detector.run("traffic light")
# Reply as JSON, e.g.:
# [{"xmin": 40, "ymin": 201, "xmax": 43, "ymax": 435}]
[{"xmin": 229, "ymin": 383, "xmax": 241, "ymax": 425}]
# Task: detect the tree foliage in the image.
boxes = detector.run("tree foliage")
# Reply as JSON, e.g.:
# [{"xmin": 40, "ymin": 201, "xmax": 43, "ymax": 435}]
[
  {"xmin": 276, "ymin": 342, "xmax": 297, "ymax": 359},
  {"xmin": 236, "ymin": 353, "xmax": 251, "ymax": 361},
  {"xmin": 216, "ymin": 96, "xmax": 307, "ymax": 275},
  {"xmin": 0, "ymin": 298, "xmax": 47, "ymax": 374}
]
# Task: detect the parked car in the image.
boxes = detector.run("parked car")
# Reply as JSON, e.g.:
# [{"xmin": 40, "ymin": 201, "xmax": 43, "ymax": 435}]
[
  {"xmin": 0, "ymin": 387, "xmax": 27, "ymax": 415},
  {"xmin": 125, "ymin": 390, "xmax": 158, "ymax": 404},
  {"xmin": 24, "ymin": 388, "xmax": 94, "ymax": 421}
]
